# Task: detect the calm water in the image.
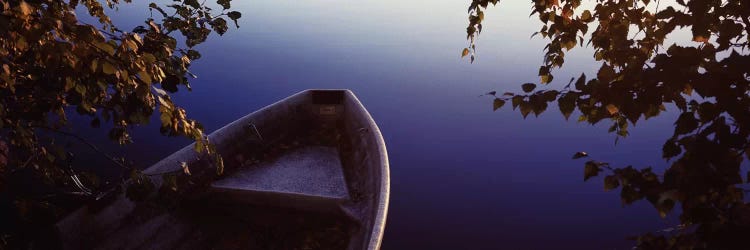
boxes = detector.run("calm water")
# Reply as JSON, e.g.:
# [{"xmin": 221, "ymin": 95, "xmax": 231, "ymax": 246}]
[{"xmin": 73, "ymin": 1, "xmax": 685, "ymax": 249}]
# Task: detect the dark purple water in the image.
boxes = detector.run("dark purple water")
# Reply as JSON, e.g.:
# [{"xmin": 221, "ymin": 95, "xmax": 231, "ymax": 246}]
[{"xmin": 70, "ymin": 1, "xmax": 689, "ymax": 249}]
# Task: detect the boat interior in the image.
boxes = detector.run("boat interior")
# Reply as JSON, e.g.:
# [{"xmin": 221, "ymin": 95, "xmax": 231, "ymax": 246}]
[{"xmin": 56, "ymin": 90, "xmax": 387, "ymax": 250}]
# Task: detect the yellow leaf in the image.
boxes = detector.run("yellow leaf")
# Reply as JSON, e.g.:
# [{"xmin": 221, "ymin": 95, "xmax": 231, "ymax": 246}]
[
  {"xmin": 606, "ymin": 104, "xmax": 619, "ymax": 115},
  {"xmin": 153, "ymin": 87, "xmax": 167, "ymax": 96},
  {"xmin": 124, "ymin": 39, "xmax": 138, "ymax": 51},
  {"xmin": 181, "ymin": 55, "xmax": 190, "ymax": 65},
  {"xmin": 19, "ymin": 1, "xmax": 32, "ymax": 16},
  {"xmin": 139, "ymin": 71, "xmax": 152, "ymax": 84},
  {"xmin": 180, "ymin": 162, "xmax": 191, "ymax": 175},
  {"xmin": 90, "ymin": 59, "xmax": 98, "ymax": 72},
  {"xmin": 693, "ymin": 35, "xmax": 709, "ymax": 43},
  {"xmin": 566, "ymin": 40, "xmax": 577, "ymax": 50},
  {"xmin": 16, "ymin": 37, "xmax": 27, "ymax": 51},
  {"xmin": 683, "ymin": 84, "xmax": 693, "ymax": 96},
  {"xmin": 215, "ymin": 156, "xmax": 224, "ymax": 175},
  {"xmin": 541, "ymin": 74, "xmax": 551, "ymax": 84},
  {"xmin": 132, "ymin": 33, "xmax": 143, "ymax": 45},
  {"xmin": 157, "ymin": 96, "xmax": 171, "ymax": 107},
  {"xmin": 64, "ymin": 77, "xmax": 75, "ymax": 91},
  {"xmin": 461, "ymin": 48, "xmax": 470, "ymax": 58},
  {"xmin": 102, "ymin": 61, "xmax": 115, "ymax": 75},
  {"xmin": 95, "ymin": 42, "xmax": 115, "ymax": 56},
  {"xmin": 581, "ymin": 10, "xmax": 592, "ymax": 22},
  {"xmin": 142, "ymin": 53, "xmax": 156, "ymax": 64}
]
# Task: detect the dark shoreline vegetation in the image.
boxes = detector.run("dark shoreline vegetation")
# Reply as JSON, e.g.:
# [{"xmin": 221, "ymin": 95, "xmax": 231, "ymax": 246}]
[
  {"xmin": 1, "ymin": 0, "xmax": 244, "ymax": 247},
  {"xmin": 1, "ymin": 0, "xmax": 750, "ymax": 249}
]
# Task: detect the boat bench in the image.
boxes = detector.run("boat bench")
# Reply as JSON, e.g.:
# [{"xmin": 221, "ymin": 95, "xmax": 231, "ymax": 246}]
[{"xmin": 209, "ymin": 146, "xmax": 350, "ymax": 213}]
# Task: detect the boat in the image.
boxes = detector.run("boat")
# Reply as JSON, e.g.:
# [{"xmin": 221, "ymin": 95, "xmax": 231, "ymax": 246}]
[{"xmin": 56, "ymin": 89, "xmax": 390, "ymax": 250}]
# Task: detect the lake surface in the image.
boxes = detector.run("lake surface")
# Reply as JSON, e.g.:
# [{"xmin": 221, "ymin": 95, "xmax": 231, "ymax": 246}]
[{"xmin": 74, "ymin": 1, "xmax": 686, "ymax": 249}]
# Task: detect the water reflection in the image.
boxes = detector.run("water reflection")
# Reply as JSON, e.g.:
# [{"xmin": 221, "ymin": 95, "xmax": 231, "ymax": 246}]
[
  {"xmin": 6, "ymin": 0, "xmax": 725, "ymax": 249},
  {"xmin": 71, "ymin": 1, "xmax": 686, "ymax": 249},
  {"xmin": 470, "ymin": 0, "xmax": 750, "ymax": 247}
]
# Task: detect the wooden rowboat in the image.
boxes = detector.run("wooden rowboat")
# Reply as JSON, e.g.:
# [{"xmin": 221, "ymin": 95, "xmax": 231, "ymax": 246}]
[{"xmin": 56, "ymin": 89, "xmax": 390, "ymax": 250}]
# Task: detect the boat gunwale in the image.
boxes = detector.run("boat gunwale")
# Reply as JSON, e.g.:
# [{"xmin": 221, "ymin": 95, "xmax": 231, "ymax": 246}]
[
  {"xmin": 143, "ymin": 89, "xmax": 390, "ymax": 250},
  {"xmin": 342, "ymin": 90, "xmax": 390, "ymax": 250},
  {"xmin": 143, "ymin": 90, "xmax": 311, "ymax": 175}
]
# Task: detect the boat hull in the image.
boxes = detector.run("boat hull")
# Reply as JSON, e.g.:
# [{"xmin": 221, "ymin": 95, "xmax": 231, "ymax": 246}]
[{"xmin": 56, "ymin": 89, "xmax": 389, "ymax": 250}]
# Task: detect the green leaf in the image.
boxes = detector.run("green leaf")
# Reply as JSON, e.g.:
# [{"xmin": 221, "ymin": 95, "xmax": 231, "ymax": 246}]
[
  {"xmin": 521, "ymin": 83, "xmax": 536, "ymax": 93},
  {"xmin": 493, "ymin": 98, "xmax": 505, "ymax": 111}
]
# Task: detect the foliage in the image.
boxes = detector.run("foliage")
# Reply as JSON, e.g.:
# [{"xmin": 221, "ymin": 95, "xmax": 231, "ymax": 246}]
[
  {"xmin": 467, "ymin": 0, "xmax": 750, "ymax": 248},
  {"xmin": 0, "ymin": 0, "xmax": 240, "ymax": 247}
]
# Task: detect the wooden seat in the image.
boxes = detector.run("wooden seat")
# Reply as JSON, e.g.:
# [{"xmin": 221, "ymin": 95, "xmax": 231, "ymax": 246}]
[{"xmin": 210, "ymin": 146, "xmax": 350, "ymax": 211}]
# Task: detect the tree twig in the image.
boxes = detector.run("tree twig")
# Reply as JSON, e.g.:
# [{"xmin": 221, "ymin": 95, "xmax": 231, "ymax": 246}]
[{"xmin": 35, "ymin": 126, "xmax": 130, "ymax": 170}]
